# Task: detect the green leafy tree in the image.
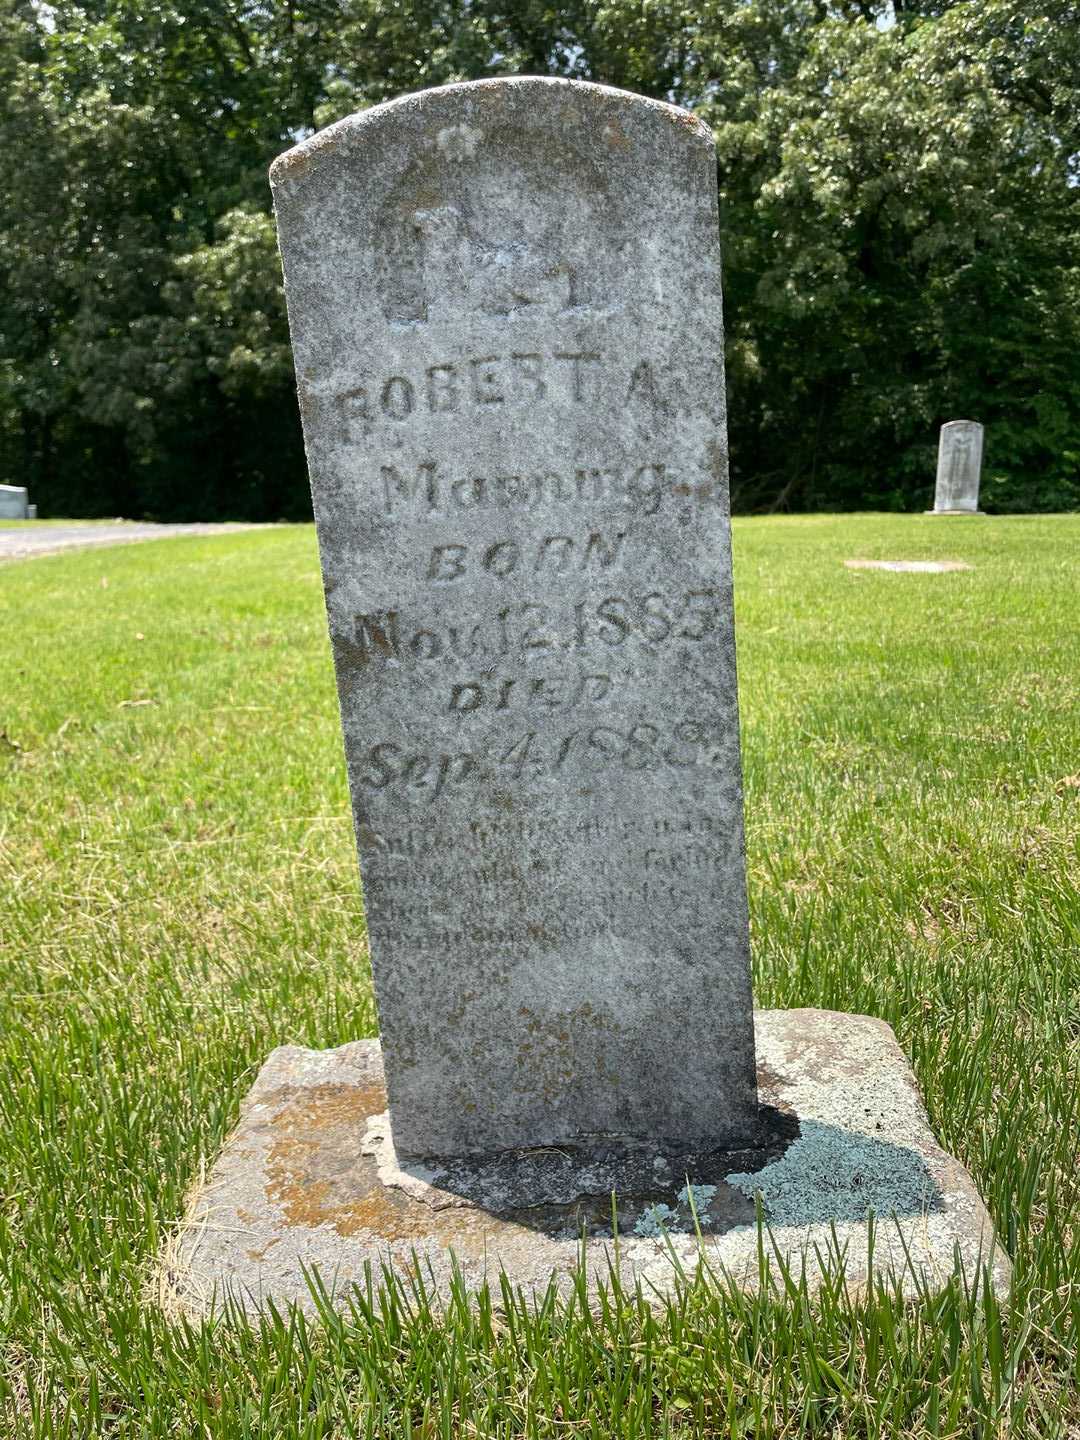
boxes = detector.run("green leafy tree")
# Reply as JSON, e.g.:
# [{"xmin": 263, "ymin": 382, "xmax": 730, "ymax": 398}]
[
  {"xmin": 0, "ymin": 0, "xmax": 1076, "ymax": 516},
  {"xmin": 705, "ymin": 3, "xmax": 1080, "ymax": 509}
]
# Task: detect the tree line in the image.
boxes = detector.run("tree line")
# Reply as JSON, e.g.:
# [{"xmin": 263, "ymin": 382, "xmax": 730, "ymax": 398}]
[{"xmin": 2, "ymin": 0, "xmax": 1077, "ymax": 518}]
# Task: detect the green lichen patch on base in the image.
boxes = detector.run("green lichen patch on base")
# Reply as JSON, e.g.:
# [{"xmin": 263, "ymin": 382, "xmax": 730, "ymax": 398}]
[{"xmin": 728, "ymin": 1119, "xmax": 939, "ymax": 1224}]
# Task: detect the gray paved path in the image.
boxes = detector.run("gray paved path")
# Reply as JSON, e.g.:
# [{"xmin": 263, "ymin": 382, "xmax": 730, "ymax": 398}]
[{"xmin": 0, "ymin": 521, "xmax": 266, "ymax": 561}]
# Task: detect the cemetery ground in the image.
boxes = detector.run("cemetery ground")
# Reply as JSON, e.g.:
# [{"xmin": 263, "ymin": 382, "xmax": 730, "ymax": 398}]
[{"xmin": 0, "ymin": 514, "xmax": 1077, "ymax": 1438}]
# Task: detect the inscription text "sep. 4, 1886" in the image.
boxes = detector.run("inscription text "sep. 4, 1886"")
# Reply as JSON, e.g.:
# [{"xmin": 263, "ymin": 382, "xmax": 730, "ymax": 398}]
[{"xmin": 357, "ymin": 719, "xmax": 731, "ymax": 801}]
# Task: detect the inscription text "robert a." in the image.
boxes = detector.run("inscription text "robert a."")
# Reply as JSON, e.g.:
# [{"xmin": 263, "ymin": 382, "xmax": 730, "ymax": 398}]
[{"xmin": 324, "ymin": 350, "xmax": 669, "ymax": 436}]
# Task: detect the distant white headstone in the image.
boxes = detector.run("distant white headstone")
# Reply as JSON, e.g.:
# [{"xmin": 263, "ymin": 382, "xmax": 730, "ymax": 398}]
[
  {"xmin": 0, "ymin": 485, "xmax": 31, "ymax": 519},
  {"xmin": 932, "ymin": 421, "xmax": 984, "ymax": 513}
]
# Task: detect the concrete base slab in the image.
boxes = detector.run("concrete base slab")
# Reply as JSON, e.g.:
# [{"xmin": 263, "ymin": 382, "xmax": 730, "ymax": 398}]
[
  {"xmin": 162, "ymin": 1011, "xmax": 1010, "ymax": 1317},
  {"xmin": 924, "ymin": 509, "xmax": 985, "ymax": 516}
]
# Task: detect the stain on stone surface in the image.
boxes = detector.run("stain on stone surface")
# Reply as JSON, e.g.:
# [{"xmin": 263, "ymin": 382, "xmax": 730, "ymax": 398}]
[
  {"xmin": 262, "ymin": 1081, "xmax": 516, "ymax": 1249},
  {"xmin": 256, "ymin": 1069, "xmax": 798, "ymax": 1247},
  {"xmin": 602, "ymin": 121, "xmax": 631, "ymax": 151},
  {"xmin": 245, "ymin": 1237, "xmax": 282, "ymax": 1262}
]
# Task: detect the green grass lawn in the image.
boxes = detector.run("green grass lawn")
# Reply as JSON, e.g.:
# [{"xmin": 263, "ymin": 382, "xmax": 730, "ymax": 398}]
[{"xmin": 1, "ymin": 515, "xmax": 1077, "ymax": 1437}]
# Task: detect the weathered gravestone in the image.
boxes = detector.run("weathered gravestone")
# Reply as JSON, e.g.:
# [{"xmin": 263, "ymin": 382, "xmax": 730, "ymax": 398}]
[
  {"xmin": 0, "ymin": 484, "xmax": 32, "ymax": 520},
  {"xmin": 931, "ymin": 420, "xmax": 984, "ymax": 513},
  {"xmin": 272, "ymin": 73, "xmax": 758, "ymax": 1161},
  {"xmin": 165, "ymin": 79, "xmax": 1009, "ymax": 1315}
]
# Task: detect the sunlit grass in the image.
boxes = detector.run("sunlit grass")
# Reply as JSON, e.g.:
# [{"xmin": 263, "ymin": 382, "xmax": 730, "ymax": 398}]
[{"xmin": 0, "ymin": 515, "xmax": 1077, "ymax": 1436}]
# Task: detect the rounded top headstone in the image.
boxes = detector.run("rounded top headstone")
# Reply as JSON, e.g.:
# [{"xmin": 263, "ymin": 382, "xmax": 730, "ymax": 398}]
[
  {"xmin": 270, "ymin": 77, "xmax": 757, "ymax": 1159},
  {"xmin": 270, "ymin": 77, "xmax": 715, "ymax": 190}
]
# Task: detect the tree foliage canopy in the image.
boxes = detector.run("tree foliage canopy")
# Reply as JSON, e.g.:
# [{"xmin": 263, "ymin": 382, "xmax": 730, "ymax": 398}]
[{"xmin": 2, "ymin": 0, "xmax": 1077, "ymax": 517}]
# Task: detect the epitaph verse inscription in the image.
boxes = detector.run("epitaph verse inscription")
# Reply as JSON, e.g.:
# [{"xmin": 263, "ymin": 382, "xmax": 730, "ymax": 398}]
[{"xmin": 272, "ymin": 78, "xmax": 758, "ymax": 1158}]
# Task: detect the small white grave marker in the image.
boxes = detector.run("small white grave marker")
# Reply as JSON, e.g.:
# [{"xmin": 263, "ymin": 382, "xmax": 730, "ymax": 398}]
[{"xmin": 931, "ymin": 421, "xmax": 984, "ymax": 513}]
